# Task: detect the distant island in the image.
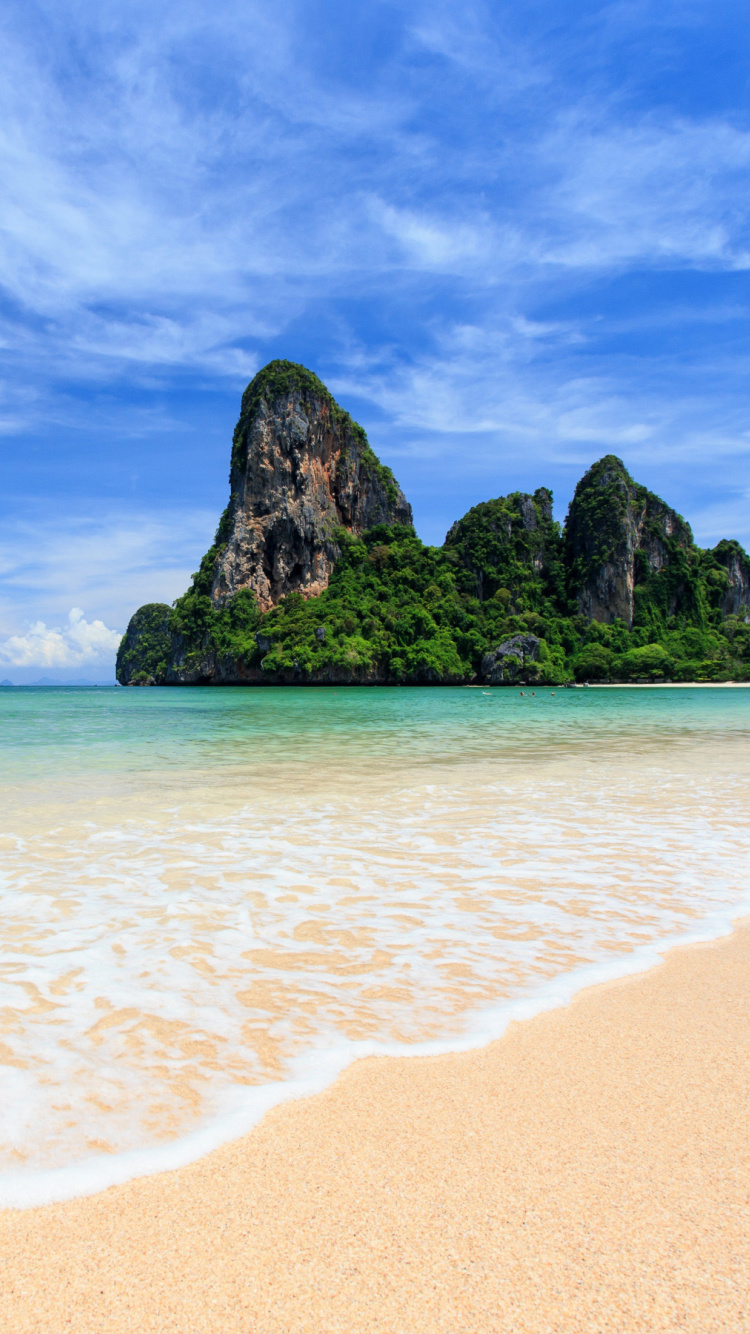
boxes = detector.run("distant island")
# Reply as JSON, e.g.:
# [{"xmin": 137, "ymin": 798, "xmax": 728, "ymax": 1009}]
[{"xmin": 117, "ymin": 360, "xmax": 750, "ymax": 686}]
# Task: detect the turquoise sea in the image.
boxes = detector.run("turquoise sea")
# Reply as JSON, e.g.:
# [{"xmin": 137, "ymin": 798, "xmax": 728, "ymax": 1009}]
[{"xmin": 1, "ymin": 685, "xmax": 749, "ymax": 1205}]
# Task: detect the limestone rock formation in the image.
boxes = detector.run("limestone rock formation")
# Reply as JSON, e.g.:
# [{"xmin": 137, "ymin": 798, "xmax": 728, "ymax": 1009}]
[
  {"xmin": 564, "ymin": 456, "xmax": 694, "ymax": 627},
  {"xmin": 115, "ymin": 378, "xmax": 750, "ymax": 689},
  {"xmin": 481, "ymin": 634, "xmax": 541, "ymax": 684},
  {"xmin": 116, "ymin": 603, "xmax": 172, "ymax": 685},
  {"xmin": 209, "ymin": 361, "xmax": 412, "ymax": 611},
  {"xmin": 444, "ymin": 488, "xmax": 564, "ymax": 608},
  {"xmin": 710, "ymin": 540, "xmax": 750, "ymax": 619}
]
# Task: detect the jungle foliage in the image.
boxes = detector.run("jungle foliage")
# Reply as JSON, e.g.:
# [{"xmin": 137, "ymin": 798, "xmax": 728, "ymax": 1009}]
[
  {"xmin": 116, "ymin": 603, "xmax": 173, "ymax": 685},
  {"xmin": 161, "ymin": 505, "xmax": 750, "ymax": 685}
]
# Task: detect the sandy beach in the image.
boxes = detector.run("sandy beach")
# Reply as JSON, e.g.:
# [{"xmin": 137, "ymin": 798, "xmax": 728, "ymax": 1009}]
[{"xmin": 3, "ymin": 922, "xmax": 749, "ymax": 1333}]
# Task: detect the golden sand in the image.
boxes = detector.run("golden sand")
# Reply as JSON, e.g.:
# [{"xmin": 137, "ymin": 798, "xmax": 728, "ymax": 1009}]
[{"xmin": 2, "ymin": 923, "xmax": 749, "ymax": 1333}]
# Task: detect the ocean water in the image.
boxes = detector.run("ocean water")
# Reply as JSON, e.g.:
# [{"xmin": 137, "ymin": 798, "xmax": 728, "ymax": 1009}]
[{"xmin": 1, "ymin": 684, "xmax": 749, "ymax": 1207}]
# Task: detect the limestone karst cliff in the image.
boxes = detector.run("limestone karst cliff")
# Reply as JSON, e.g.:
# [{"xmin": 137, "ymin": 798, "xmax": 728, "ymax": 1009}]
[
  {"xmin": 117, "ymin": 603, "xmax": 172, "ymax": 687},
  {"xmin": 711, "ymin": 540, "xmax": 750, "ymax": 619},
  {"xmin": 117, "ymin": 368, "xmax": 750, "ymax": 687},
  {"xmin": 444, "ymin": 488, "xmax": 564, "ymax": 610},
  {"xmin": 210, "ymin": 361, "xmax": 411, "ymax": 612},
  {"xmin": 564, "ymin": 455, "xmax": 695, "ymax": 627},
  {"xmin": 564, "ymin": 455, "xmax": 750, "ymax": 631}
]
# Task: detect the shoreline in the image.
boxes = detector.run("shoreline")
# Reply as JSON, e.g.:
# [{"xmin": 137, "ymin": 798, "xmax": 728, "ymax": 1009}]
[
  {"xmin": 588, "ymin": 680, "xmax": 750, "ymax": 688},
  {"xmin": 3, "ymin": 920, "xmax": 750, "ymax": 1331},
  {"xmin": 4, "ymin": 906, "xmax": 750, "ymax": 1212},
  {"xmin": 466, "ymin": 681, "xmax": 750, "ymax": 688}
]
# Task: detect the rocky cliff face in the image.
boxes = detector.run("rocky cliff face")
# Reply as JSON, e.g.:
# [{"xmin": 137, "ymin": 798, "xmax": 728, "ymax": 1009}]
[
  {"xmin": 116, "ymin": 382, "xmax": 750, "ymax": 688},
  {"xmin": 480, "ymin": 634, "xmax": 541, "ymax": 684},
  {"xmin": 209, "ymin": 361, "xmax": 412, "ymax": 611},
  {"xmin": 710, "ymin": 540, "xmax": 750, "ymax": 619},
  {"xmin": 116, "ymin": 603, "xmax": 172, "ymax": 685},
  {"xmin": 564, "ymin": 455, "xmax": 694, "ymax": 627},
  {"xmin": 444, "ymin": 487, "xmax": 564, "ymax": 608}
]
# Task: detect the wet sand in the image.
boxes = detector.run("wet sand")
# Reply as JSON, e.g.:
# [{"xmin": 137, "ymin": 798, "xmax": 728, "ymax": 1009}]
[{"xmin": 2, "ymin": 923, "xmax": 749, "ymax": 1334}]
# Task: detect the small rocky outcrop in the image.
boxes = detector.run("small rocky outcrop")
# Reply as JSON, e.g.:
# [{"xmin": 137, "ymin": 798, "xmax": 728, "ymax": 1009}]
[
  {"xmin": 210, "ymin": 361, "xmax": 412, "ymax": 612},
  {"xmin": 116, "ymin": 603, "xmax": 172, "ymax": 685},
  {"xmin": 481, "ymin": 634, "xmax": 541, "ymax": 684},
  {"xmin": 710, "ymin": 540, "xmax": 750, "ymax": 619},
  {"xmin": 445, "ymin": 488, "xmax": 563, "ymax": 605},
  {"xmin": 565, "ymin": 456, "xmax": 694, "ymax": 627}
]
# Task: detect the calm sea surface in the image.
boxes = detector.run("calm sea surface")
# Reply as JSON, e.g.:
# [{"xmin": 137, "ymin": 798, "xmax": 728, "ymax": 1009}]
[{"xmin": 1, "ymin": 685, "xmax": 749, "ymax": 1203}]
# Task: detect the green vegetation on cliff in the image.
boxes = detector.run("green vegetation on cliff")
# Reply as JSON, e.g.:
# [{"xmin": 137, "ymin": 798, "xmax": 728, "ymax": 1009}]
[
  {"xmin": 158, "ymin": 514, "xmax": 750, "ymax": 685},
  {"xmin": 444, "ymin": 488, "xmax": 566, "ymax": 612},
  {"xmin": 116, "ymin": 603, "xmax": 173, "ymax": 685},
  {"xmin": 116, "ymin": 363, "xmax": 750, "ymax": 686}
]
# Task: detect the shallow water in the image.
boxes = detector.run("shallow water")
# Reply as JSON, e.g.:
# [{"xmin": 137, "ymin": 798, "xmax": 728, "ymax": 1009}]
[{"xmin": 1, "ymin": 685, "xmax": 749, "ymax": 1205}]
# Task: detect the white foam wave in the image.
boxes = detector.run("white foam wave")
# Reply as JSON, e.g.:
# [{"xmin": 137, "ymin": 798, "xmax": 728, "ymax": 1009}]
[
  {"xmin": 1, "ymin": 693, "xmax": 749, "ymax": 1208},
  {"xmin": 1, "ymin": 903, "xmax": 746, "ymax": 1210}
]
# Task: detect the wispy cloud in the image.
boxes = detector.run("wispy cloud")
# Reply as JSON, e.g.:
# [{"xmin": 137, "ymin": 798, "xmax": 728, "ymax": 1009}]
[
  {"xmin": 334, "ymin": 314, "xmax": 750, "ymax": 456},
  {"xmin": 0, "ymin": 508, "xmax": 217, "ymax": 641},
  {"xmin": 0, "ymin": 0, "xmax": 749, "ymax": 620},
  {"xmin": 1, "ymin": 0, "xmax": 748, "ymax": 386},
  {"xmin": 537, "ymin": 117, "xmax": 750, "ymax": 271}
]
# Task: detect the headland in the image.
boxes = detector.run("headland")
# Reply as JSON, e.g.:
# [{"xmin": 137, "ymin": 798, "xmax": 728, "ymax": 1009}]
[{"xmin": 117, "ymin": 360, "xmax": 750, "ymax": 688}]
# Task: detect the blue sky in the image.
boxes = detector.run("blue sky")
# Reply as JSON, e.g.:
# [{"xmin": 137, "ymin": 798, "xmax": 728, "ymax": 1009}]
[{"xmin": 1, "ymin": 0, "xmax": 749, "ymax": 679}]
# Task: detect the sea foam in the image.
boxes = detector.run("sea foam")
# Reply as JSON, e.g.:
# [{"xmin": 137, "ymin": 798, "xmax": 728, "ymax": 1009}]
[{"xmin": 0, "ymin": 687, "xmax": 748, "ymax": 1207}]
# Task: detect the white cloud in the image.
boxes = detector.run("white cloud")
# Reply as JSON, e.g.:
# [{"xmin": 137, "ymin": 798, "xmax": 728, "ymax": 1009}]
[
  {"xmin": 0, "ymin": 608, "xmax": 122, "ymax": 668},
  {"xmin": 0, "ymin": 0, "xmax": 748, "ymax": 576},
  {"xmin": 0, "ymin": 0, "xmax": 748, "ymax": 397},
  {"xmin": 332, "ymin": 302, "xmax": 750, "ymax": 468}
]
